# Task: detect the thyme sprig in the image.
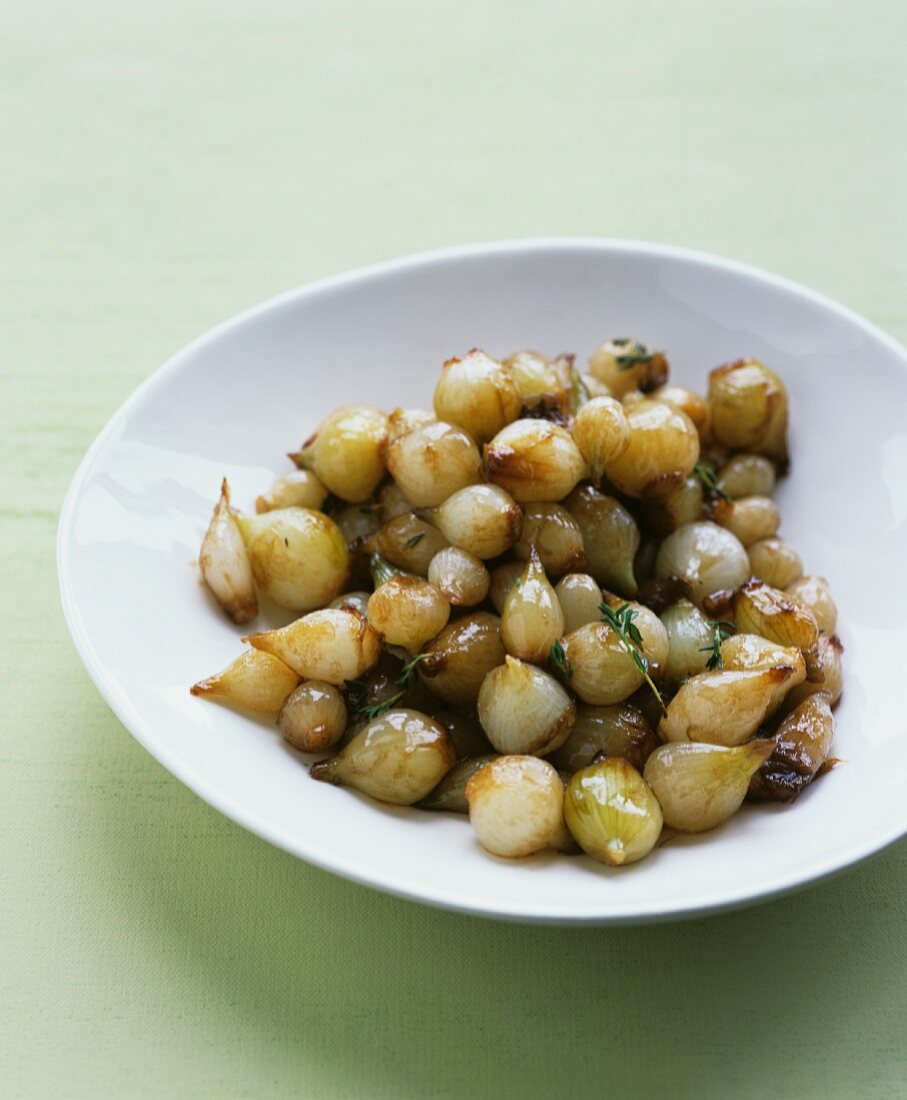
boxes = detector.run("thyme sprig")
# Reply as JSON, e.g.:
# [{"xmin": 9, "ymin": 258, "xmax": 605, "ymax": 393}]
[
  {"xmin": 346, "ymin": 653, "xmax": 430, "ymax": 721},
  {"xmin": 694, "ymin": 461, "xmax": 730, "ymax": 502},
  {"xmin": 600, "ymin": 601, "xmax": 666, "ymax": 712},
  {"xmin": 549, "ymin": 638, "xmax": 572, "ymax": 682},
  {"xmin": 699, "ymin": 619, "xmax": 736, "ymax": 670},
  {"xmin": 612, "ymin": 338, "xmax": 655, "ymax": 370}
]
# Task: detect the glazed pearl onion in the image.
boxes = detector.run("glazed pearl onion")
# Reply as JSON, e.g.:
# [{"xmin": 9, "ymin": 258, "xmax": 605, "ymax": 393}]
[
  {"xmin": 485, "ymin": 419, "xmax": 588, "ymax": 502},
  {"xmin": 466, "ymin": 756, "xmax": 566, "ymax": 857},
  {"xmin": 433, "ymin": 349, "xmax": 522, "ymax": 444},
  {"xmin": 366, "ymin": 576, "xmax": 450, "ymax": 653},
  {"xmin": 295, "ymin": 404, "xmax": 389, "ymax": 503},
  {"xmin": 786, "ymin": 575, "xmax": 837, "ymax": 634},
  {"xmin": 747, "ymin": 537, "xmax": 803, "ymax": 590},
  {"xmin": 504, "ymin": 350, "xmax": 555, "ymax": 397},
  {"xmin": 655, "ymin": 521, "xmax": 750, "ymax": 608},
  {"xmin": 513, "ymin": 503, "xmax": 587, "ymax": 577},
  {"xmin": 278, "ymin": 680, "xmax": 348, "ymax": 752},
  {"xmin": 478, "ymin": 657, "xmax": 576, "ymax": 756},
  {"xmin": 386, "ymin": 420, "xmax": 482, "ymax": 508},
  {"xmin": 571, "ymin": 397, "xmax": 631, "ymax": 482},
  {"xmin": 427, "ymin": 547, "xmax": 490, "ymax": 606},
  {"xmin": 429, "ymin": 484, "xmax": 523, "ymax": 560},
  {"xmin": 602, "ymin": 398, "xmax": 700, "ymax": 502},
  {"xmin": 716, "ymin": 453, "xmax": 777, "ymax": 499},
  {"xmin": 501, "ymin": 549, "xmax": 565, "ymax": 665},
  {"xmin": 554, "ymin": 573, "xmax": 604, "ymax": 634}
]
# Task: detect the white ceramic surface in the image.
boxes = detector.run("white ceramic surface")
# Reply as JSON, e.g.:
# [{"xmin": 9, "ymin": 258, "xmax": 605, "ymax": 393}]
[{"xmin": 58, "ymin": 239, "xmax": 907, "ymax": 924}]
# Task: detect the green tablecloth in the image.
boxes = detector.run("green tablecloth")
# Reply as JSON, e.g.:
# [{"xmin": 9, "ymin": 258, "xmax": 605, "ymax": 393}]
[{"xmin": 4, "ymin": 2, "xmax": 906, "ymax": 1095}]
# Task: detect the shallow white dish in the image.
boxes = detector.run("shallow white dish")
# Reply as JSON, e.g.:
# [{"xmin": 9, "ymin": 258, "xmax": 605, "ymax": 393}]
[{"xmin": 58, "ymin": 238, "xmax": 907, "ymax": 923}]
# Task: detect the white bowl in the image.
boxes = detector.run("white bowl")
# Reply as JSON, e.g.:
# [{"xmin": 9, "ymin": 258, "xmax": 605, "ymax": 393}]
[{"xmin": 58, "ymin": 239, "xmax": 907, "ymax": 924}]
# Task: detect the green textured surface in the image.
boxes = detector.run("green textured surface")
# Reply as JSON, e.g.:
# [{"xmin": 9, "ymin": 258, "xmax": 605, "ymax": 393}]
[{"xmin": 3, "ymin": 1, "xmax": 906, "ymax": 1096}]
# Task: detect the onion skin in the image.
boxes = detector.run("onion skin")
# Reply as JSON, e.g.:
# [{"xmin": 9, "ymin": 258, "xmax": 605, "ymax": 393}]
[{"xmin": 748, "ymin": 694, "xmax": 835, "ymax": 802}]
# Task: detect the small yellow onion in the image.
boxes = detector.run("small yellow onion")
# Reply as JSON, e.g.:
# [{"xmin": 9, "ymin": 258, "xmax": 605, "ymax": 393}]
[
  {"xmin": 418, "ymin": 612, "xmax": 506, "ymax": 704},
  {"xmin": 237, "ymin": 507, "xmax": 349, "ymax": 612},
  {"xmin": 551, "ymin": 702, "xmax": 658, "ymax": 773},
  {"xmin": 485, "ymin": 419, "xmax": 587, "ymax": 502},
  {"xmin": 501, "ymin": 548, "xmax": 565, "ymax": 664},
  {"xmin": 554, "ymin": 573, "xmax": 604, "ymax": 634},
  {"xmin": 433, "ymin": 348, "xmax": 522, "ymax": 444},
  {"xmin": 378, "ymin": 480, "xmax": 413, "ymax": 522},
  {"xmin": 748, "ymin": 537, "xmax": 803, "ymax": 589},
  {"xmin": 429, "ymin": 484, "xmax": 523, "ymax": 559},
  {"xmin": 716, "ymin": 453, "xmax": 777, "ymax": 499},
  {"xmin": 200, "ymin": 479, "xmax": 257, "ymax": 624},
  {"xmin": 466, "ymin": 756, "xmax": 566, "ymax": 858},
  {"xmin": 561, "ymin": 622, "xmax": 644, "ymax": 705},
  {"xmin": 719, "ymin": 632, "xmax": 806, "ymax": 713},
  {"xmin": 658, "ymin": 666, "xmax": 795, "ymax": 746},
  {"xmin": 564, "ymin": 758, "xmax": 663, "ymax": 866},
  {"xmin": 311, "ymin": 709, "xmax": 456, "ymax": 805},
  {"xmin": 654, "ymin": 521, "xmax": 750, "ymax": 608},
  {"xmin": 374, "ymin": 513, "xmax": 449, "ymax": 574},
  {"xmin": 786, "ymin": 575, "xmax": 837, "ymax": 635},
  {"xmin": 731, "ymin": 580, "xmax": 819, "ymax": 660},
  {"xmin": 711, "ymin": 495, "xmax": 780, "ymax": 546},
  {"xmin": 489, "ymin": 561, "xmax": 525, "ymax": 614},
  {"xmin": 651, "ymin": 385, "xmax": 711, "ymax": 442},
  {"xmin": 419, "ymin": 754, "xmax": 499, "ymax": 813},
  {"xmin": 191, "ymin": 649, "xmax": 300, "ymax": 712},
  {"xmin": 514, "ymin": 503, "xmax": 587, "ymax": 577},
  {"xmin": 386, "ymin": 420, "xmax": 483, "ymax": 508},
  {"xmin": 749, "ymin": 694, "xmax": 835, "ymax": 802},
  {"xmin": 427, "ymin": 546, "xmax": 490, "ymax": 606},
  {"xmin": 644, "ymin": 741, "xmax": 774, "ymax": 832},
  {"xmin": 708, "ymin": 359, "xmax": 789, "ymax": 466},
  {"xmin": 246, "ymin": 607, "xmax": 382, "ymax": 683},
  {"xmin": 386, "ymin": 407, "xmax": 436, "ymax": 444},
  {"xmin": 504, "ymin": 350, "xmax": 555, "ymax": 397},
  {"xmin": 278, "ymin": 680, "xmax": 348, "ymax": 751},
  {"xmin": 255, "ymin": 469, "xmax": 328, "ymax": 514},
  {"xmin": 295, "ymin": 404, "xmax": 389, "ymax": 503},
  {"xmin": 564, "ymin": 485, "xmax": 640, "ymax": 595},
  {"xmin": 603, "ymin": 398, "xmax": 700, "ymax": 501},
  {"xmin": 367, "ymin": 576, "xmax": 450, "ymax": 653},
  {"xmin": 659, "ymin": 598, "xmax": 714, "ymax": 690},
  {"xmin": 638, "ymin": 474, "xmax": 703, "ymax": 535},
  {"xmin": 587, "ymin": 339, "xmax": 669, "ymax": 398},
  {"xmin": 478, "ymin": 657, "xmax": 576, "ymax": 755},
  {"xmin": 571, "ymin": 397, "xmax": 631, "ymax": 482},
  {"xmin": 784, "ymin": 634, "xmax": 843, "ymax": 710}
]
